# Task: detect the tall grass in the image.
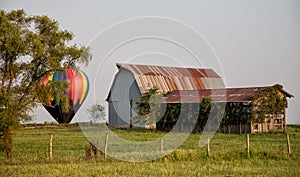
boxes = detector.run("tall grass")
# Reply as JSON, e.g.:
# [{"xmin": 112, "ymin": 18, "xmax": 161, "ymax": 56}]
[{"xmin": 0, "ymin": 125, "xmax": 299, "ymax": 176}]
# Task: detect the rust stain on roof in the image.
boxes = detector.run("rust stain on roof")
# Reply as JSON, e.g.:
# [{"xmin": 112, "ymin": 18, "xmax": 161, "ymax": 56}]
[
  {"xmin": 161, "ymin": 87, "xmax": 286, "ymax": 103},
  {"xmin": 117, "ymin": 63, "xmax": 223, "ymax": 93}
]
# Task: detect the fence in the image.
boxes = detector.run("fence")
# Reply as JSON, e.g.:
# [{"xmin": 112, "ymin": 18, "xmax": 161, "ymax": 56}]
[
  {"xmin": 204, "ymin": 132, "xmax": 298, "ymax": 160},
  {"xmin": 1, "ymin": 125, "xmax": 299, "ymax": 161},
  {"xmin": 5, "ymin": 127, "xmax": 89, "ymax": 160}
]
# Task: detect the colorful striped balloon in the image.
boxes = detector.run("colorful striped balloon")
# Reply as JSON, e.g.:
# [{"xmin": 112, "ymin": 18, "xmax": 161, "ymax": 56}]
[{"xmin": 40, "ymin": 68, "xmax": 89, "ymax": 123}]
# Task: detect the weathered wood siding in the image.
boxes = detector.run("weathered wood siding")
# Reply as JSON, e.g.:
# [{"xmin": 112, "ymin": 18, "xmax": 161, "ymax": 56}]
[{"xmin": 250, "ymin": 113, "xmax": 285, "ymax": 133}]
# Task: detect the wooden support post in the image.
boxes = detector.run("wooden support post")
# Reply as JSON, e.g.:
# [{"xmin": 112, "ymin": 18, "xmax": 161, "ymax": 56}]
[
  {"xmin": 104, "ymin": 133, "xmax": 108, "ymax": 159},
  {"xmin": 286, "ymin": 133, "xmax": 291, "ymax": 155},
  {"xmin": 207, "ymin": 138, "xmax": 210, "ymax": 157},
  {"xmin": 272, "ymin": 113, "xmax": 275, "ymax": 131},
  {"xmin": 283, "ymin": 108, "xmax": 287, "ymax": 132},
  {"xmin": 160, "ymin": 137, "xmax": 163, "ymax": 154},
  {"xmin": 49, "ymin": 133, "xmax": 53, "ymax": 160},
  {"xmin": 246, "ymin": 134, "xmax": 250, "ymax": 157},
  {"xmin": 130, "ymin": 100, "xmax": 133, "ymax": 128},
  {"xmin": 239, "ymin": 122, "xmax": 242, "ymax": 135}
]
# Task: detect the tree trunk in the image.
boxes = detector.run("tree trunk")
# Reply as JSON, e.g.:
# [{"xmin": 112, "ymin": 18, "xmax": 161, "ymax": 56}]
[{"xmin": 4, "ymin": 129, "xmax": 12, "ymax": 159}]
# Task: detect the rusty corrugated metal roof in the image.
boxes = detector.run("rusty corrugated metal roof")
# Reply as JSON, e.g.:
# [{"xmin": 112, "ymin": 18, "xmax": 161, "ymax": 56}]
[
  {"xmin": 162, "ymin": 87, "xmax": 271, "ymax": 103},
  {"xmin": 116, "ymin": 63, "xmax": 223, "ymax": 93}
]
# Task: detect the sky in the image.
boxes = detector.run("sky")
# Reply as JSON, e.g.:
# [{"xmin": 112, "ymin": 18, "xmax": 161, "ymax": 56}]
[{"xmin": 1, "ymin": 0, "xmax": 300, "ymax": 124}]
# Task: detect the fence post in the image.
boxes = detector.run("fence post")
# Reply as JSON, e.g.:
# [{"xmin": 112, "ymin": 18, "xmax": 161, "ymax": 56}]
[
  {"xmin": 160, "ymin": 137, "xmax": 163, "ymax": 154},
  {"xmin": 104, "ymin": 133, "xmax": 108, "ymax": 159},
  {"xmin": 49, "ymin": 133, "xmax": 53, "ymax": 160},
  {"xmin": 286, "ymin": 133, "xmax": 291, "ymax": 155},
  {"xmin": 207, "ymin": 138, "xmax": 210, "ymax": 157},
  {"xmin": 246, "ymin": 134, "xmax": 250, "ymax": 157}
]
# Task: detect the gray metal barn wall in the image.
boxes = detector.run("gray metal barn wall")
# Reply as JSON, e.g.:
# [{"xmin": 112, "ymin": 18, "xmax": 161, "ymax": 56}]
[{"xmin": 108, "ymin": 68, "xmax": 141, "ymax": 127}]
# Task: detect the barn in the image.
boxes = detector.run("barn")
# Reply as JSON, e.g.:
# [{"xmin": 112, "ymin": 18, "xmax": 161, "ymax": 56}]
[
  {"xmin": 106, "ymin": 63, "xmax": 293, "ymax": 133},
  {"xmin": 162, "ymin": 87, "xmax": 294, "ymax": 133},
  {"xmin": 106, "ymin": 63, "xmax": 224, "ymax": 128}
]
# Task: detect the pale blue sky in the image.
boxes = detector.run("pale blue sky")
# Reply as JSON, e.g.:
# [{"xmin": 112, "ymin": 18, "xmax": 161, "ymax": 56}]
[{"xmin": 1, "ymin": 0, "xmax": 299, "ymax": 124}]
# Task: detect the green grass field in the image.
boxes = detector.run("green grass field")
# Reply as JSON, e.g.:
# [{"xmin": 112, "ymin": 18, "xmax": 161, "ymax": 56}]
[{"xmin": 0, "ymin": 125, "xmax": 299, "ymax": 176}]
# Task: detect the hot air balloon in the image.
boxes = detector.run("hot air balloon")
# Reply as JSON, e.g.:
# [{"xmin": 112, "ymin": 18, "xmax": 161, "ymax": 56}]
[{"xmin": 40, "ymin": 68, "xmax": 89, "ymax": 123}]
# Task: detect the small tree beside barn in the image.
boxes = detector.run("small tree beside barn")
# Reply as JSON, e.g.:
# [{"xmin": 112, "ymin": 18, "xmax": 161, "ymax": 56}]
[{"xmin": 134, "ymin": 86, "xmax": 163, "ymax": 129}]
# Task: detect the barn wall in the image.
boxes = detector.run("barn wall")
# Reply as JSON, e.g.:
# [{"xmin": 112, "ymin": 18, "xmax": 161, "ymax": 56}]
[
  {"xmin": 108, "ymin": 68, "xmax": 141, "ymax": 128},
  {"xmin": 250, "ymin": 114, "xmax": 285, "ymax": 133}
]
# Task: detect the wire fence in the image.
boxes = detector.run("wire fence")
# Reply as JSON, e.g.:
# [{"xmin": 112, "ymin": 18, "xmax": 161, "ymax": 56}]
[
  {"xmin": 1, "ymin": 125, "xmax": 299, "ymax": 161},
  {"xmin": 6, "ymin": 127, "xmax": 89, "ymax": 160},
  {"xmin": 206, "ymin": 133, "xmax": 299, "ymax": 160}
]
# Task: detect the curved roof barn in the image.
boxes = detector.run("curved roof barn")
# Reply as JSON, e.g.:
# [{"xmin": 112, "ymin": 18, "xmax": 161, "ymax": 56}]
[{"xmin": 113, "ymin": 63, "xmax": 224, "ymax": 94}]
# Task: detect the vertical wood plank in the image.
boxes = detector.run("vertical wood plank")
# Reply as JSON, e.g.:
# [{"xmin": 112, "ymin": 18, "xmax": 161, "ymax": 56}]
[
  {"xmin": 239, "ymin": 122, "xmax": 242, "ymax": 135},
  {"xmin": 283, "ymin": 108, "xmax": 287, "ymax": 132}
]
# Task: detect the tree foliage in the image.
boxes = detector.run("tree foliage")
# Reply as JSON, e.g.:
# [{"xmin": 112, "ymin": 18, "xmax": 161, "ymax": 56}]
[
  {"xmin": 135, "ymin": 84, "xmax": 288, "ymax": 133},
  {"xmin": 156, "ymin": 103, "xmax": 180, "ymax": 131},
  {"xmin": 134, "ymin": 86, "xmax": 163, "ymax": 128},
  {"xmin": 87, "ymin": 103, "xmax": 105, "ymax": 124},
  {"xmin": 222, "ymin": 102, "xmax": 251, "ymax": 125},
  {"xmin": 157, "ymin": 84, "xmax": 288, "ymax": 132},
  {"xmin": 157, "ymin": 98, "xmax": 212, "ymax": 132},
  {"xmin": 250, "ymin": 84, "xmax": 287, "ymax": 123},
  {"xmin": 0, "ymin": 9, "xmax": 91, "ymax": 158}
]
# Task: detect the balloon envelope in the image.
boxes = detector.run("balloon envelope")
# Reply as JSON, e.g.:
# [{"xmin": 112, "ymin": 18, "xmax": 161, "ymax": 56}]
[{"xmin": 41, "ymin": 68, "xmax": 89, "ymax": 123}]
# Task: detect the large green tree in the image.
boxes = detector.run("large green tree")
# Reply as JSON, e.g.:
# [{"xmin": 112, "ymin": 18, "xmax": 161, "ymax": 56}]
[{"xmin": 0, "ymin": 9, "xmax": 91, "ymax": 158}]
